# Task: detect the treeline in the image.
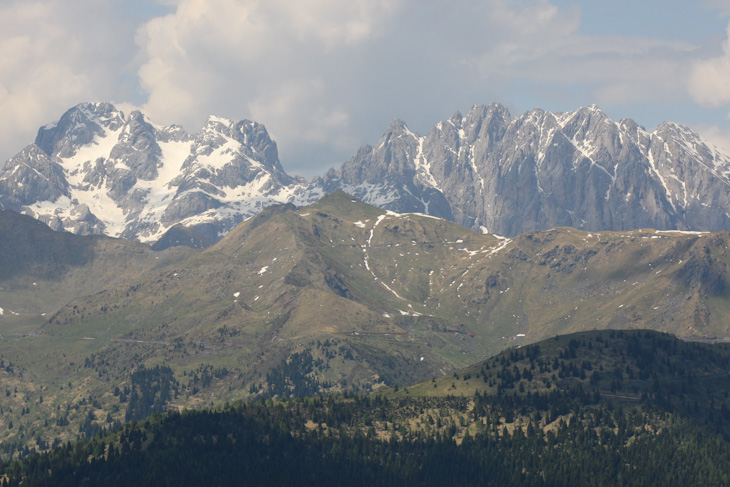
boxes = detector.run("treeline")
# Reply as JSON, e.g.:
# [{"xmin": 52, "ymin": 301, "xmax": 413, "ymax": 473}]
[
  {"xmin": 3, "ymin": 391, "xmax": 730, "ymax": 486},
  {"xmin": 4, "ymin": 329, "xmax": 730, "ymax": 485}
]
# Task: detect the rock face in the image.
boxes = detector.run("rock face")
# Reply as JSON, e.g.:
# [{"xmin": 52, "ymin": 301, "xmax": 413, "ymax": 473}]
[
  {"xmin": 315, "ymin": 104, "xmax": 730, "ymax": 235},
  {"xmin": 0, "ymin": 103, "xmax": 317, "ymax": 246},
  {"xmin": 3, "ymin": 101, "xmax": 730, "ymax": 246}
]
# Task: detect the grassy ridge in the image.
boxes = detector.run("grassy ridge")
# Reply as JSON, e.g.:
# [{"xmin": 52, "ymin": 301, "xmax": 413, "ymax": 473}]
[{"xmin": 2, "ymin": 192, "xmax": 730, "ymax": 457}]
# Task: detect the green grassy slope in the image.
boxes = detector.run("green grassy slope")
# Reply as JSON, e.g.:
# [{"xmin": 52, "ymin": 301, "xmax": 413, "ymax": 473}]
[{"xmin": 2, "ymin": 192, "xmax": 730, "ymax": 457}]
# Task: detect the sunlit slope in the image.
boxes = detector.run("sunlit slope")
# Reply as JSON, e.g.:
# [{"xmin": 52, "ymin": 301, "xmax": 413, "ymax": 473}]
[
  {"xmin": 42, "ymin": 191, "xmax": 730, "ymax": 371},
  {"xmin": 3, "ymin": 192, "xmax": 730, "ymax": 455}
]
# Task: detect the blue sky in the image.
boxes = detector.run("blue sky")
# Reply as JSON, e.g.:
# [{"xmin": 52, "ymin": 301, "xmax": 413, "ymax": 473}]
[
  {"xmin": 1, "ymin": 0, "xmax": 729, "ymax": 177},
  {"xmin": 562, "ymin": 1, "xmax": 725, "ymax": 41}
]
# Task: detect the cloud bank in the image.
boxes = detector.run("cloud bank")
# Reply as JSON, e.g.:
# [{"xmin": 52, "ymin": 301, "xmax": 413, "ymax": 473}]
[
  {"xmin": 689, "ymin": 20, "xmax": 730, "ymax": 108},
  {"xmin": 0, "ymin": 1, "xmax": 141, "ymax": 152}
]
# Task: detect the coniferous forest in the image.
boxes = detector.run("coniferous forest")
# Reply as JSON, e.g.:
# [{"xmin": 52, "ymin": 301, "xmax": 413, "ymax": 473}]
[
  {"xmin": 3, "ymin": 330, "xmax": 730, "ymax": 486},
  {"xmin": 2, "ymin": 394, "xmax": 730, "ymax": 486}
]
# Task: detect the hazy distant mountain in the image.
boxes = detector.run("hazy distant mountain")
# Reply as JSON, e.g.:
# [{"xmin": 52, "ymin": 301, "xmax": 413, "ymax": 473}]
[
  {"xmin": 3, "ymin": 102, "xmax": 730, "ymax": 247},
  {"xmin": 316, "ymin": 104, "xmax": 730, "ymax": 236}
]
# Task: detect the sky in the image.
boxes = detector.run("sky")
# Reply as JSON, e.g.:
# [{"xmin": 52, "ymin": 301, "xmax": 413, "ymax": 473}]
[{"xmin": 1, "ymin": 0, "xmax": 730, "ymax": 178}]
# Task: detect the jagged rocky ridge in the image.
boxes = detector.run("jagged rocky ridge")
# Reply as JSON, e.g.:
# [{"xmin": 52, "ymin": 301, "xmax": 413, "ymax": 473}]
[
  {"xmin": 2, "ymin": 102, "xmax": 730, "ymax": 246},
  {"xmin": 315, "ymin": 104, "xmax": 730, "ymax": 236}
]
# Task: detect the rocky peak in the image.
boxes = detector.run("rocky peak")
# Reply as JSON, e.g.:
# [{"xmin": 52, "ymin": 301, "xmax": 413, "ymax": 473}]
[
  {"xmin": 0, "ymin": 103, "xmax": 314, "ymax": 246},
  {"xmin": 35, "ymin": 103, "xmax": 125, "ymax": 159},
  {"xmin": 557, "ymin": 105, "xmax": 612, "ymax": 139},
  {"xmin": 350, "ymin": 118, "xmax": 419, "ymax": 180},
  {"xmin": 448, "ymin": 111, "xmax": 463, "ymax": 125},
  {"xmin": 0, "ymin": 145, "xmax": 69, "ymax": 209},
  {"xmin": 460, "ymin": 103, "xmax": 511, "ymax": 148},
  {"xmin": 202, "ymin": 115, "xmax": 236, "ymax": 133},
  {"xmin": 319, "ymin": 102, "xmax": 730, "ymax": 237},
  {"xmin": 6, "ymin": 100, "xmax": 730, "ymax": 248},
  {"xmin": 157, "ymin": 123, "xmax": 188, "ymax": 143},
  {"xmin": 386, "ymin": 118, "xmax": 410, "ymax": 133},
  {"xmin": 234, "ymin": 120, "xmax": 289, "ymax": 179},
  {"xmin": 110, "ymin": 110, "xmax": 161, "ymax": 181}
]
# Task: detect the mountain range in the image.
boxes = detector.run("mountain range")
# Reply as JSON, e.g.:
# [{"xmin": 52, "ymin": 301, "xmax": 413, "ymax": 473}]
[
  {"xmin": 3, "ymin": 101, "xmax": 730, "ymax": 460},
  {"xmin": 3, "ymin": 102, "xmax": 730, "ymax": 248}
]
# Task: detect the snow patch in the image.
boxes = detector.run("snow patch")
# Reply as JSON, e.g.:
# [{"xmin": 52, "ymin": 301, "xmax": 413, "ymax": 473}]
[
  {"xmin": 413, "ymin": 136, "xmax": 442, "ymax": 191},
  {"xmin": 656, "ymin": 230, "xmax": 708, "ymax": 235}
]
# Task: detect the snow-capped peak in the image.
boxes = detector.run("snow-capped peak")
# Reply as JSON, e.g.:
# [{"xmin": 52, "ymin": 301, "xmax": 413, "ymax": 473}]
[
  {"xmin": 5, "ymin": 100, "xmax": 730, "ymax": 249},
  {"xmin": 0, "ymin": 103, "xmax": 315, "ymax": 247}
]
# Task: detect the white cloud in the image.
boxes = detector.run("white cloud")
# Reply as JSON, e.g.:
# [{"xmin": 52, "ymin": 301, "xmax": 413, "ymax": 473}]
[
  {"xmin": 702, "ymin": 0, "xmax": 730, "ymax": 14},
  {"xmin": 135, "ymin": 0, "xmax": 404, "ymax": 174},
  {"xmin": 270, "ymin": 0, "xmax": 402, "ymax": 47},
  {"xmin": 0, "ymin": 3, "xmax": 91, "ymax": 153},
  {"xmin": 0, "ymin": 0, "xmax": 726, "ymax": 179},
  {"xmin": 248, "ymin": 79, "xmax": 353, "ymax": 147},
  {"xmin": 467, "ymin": 2, "xmax": 696, "ymax": 111},
  {"xmin": 688, "ymin": 20, "xmax": 730, "ymax": 108},
  {"xmin": 0, "ymin": 0, "xmax": 148, "ymax": 159}
]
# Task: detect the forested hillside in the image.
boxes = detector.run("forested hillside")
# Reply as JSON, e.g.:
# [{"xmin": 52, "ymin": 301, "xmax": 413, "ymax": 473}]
[{"xmin": 3, "ymin": 330, "xmax": 730, "ymax": 486}]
